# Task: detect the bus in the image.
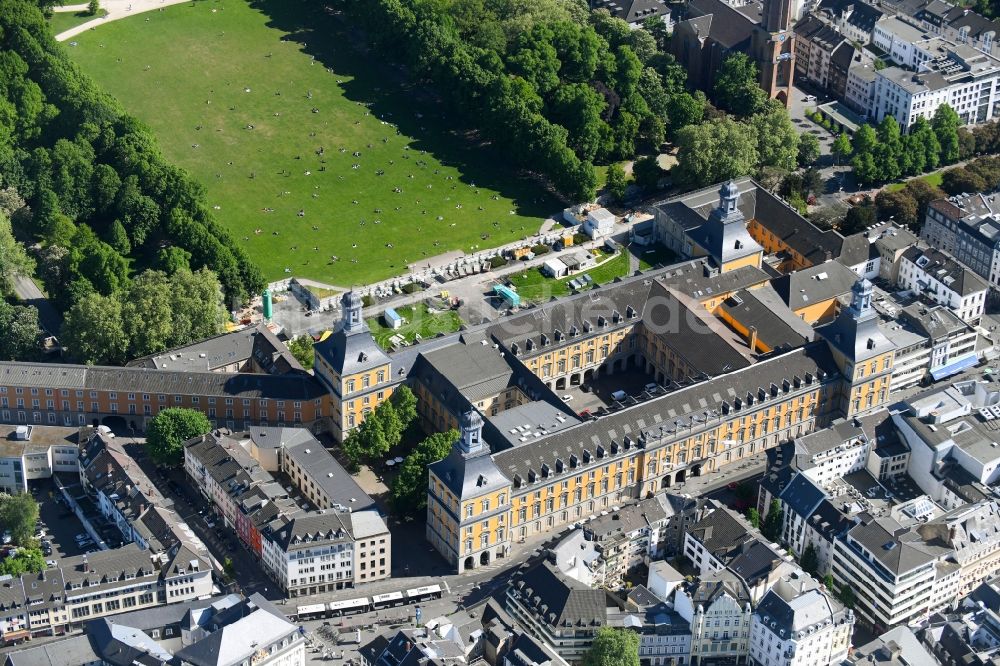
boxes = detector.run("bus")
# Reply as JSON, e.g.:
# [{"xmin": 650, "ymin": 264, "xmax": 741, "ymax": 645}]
[
  {"xmin": 296, "ymin": 603, "xmax": 327, "ymax": 621},
  {"xmin": 371, "ymin": 591, "xmax": 405, "ymax": 609},
  {"xmin": 327, "ymin": 597, "xmax": 371, "ymax": 617},
  {"xmin": 405, "ymin": 584, "xmax": 443, "ymax": 603}
]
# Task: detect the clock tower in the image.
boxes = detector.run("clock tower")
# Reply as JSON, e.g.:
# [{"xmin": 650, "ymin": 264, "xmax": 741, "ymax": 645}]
[{"xmin": 752, "ymin": 0, "xmax": 795, "ymax": 105}]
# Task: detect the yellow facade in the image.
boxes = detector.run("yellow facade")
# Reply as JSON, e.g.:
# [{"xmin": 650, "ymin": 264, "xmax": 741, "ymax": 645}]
[
  {"xmin": 794, "ymin": 299, "xmax": 840, "ymax": 326},
  {"xmin": 747, "ymin": 219, "xmax": 812, "ymax": 270},
  {"xmin": 720, "ymin": 251, "xmax": 764, "ymax": 274}
]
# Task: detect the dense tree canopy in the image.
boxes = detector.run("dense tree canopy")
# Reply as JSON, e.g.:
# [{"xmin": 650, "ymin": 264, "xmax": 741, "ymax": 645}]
[
  {"xmin": 850, "ymin": 105, "xmax": 961, "ymax": 185},
  {"xmin": 0, "ymin": 0, "xmax": 263, "ymax": 315},
  {"xmin": 713, "ymin": 54, "xmax": 767, "ymax": 117},
  {"xmin": 147, "ymin": 408, "xmax": 212, "ymax": 467},
  {"xmin": 0, "ymin": 300, "xmax": 41, "ymax": 361},
  {"xmin": 390, "ymin": 429, "xmax": 459, "ymax": 516},
  {"xmin": 0, "ymin": 492, "xmax": 39, "ymax": 546},
  {"xmin": 344, "ymin": 0, "xmax": 698, "ymax": 200},
  {"xmin": 583, "ymin": 627, "xmax": 640, "ymax": 666},
  {"xmin": 60, "ymin": 268, "xmax": 226, "ymax": 365}
]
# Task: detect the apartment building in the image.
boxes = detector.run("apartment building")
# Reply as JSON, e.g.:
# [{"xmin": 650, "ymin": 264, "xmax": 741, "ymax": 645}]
[
  {"xmin": 922, "ymin": 192, "xmax": 1000, "ymax": 288},
  {"xmin": 748, "ymin": 572, "xmax": 854, "ymax": 666},
  {"xmin": 4, "ymin": 593, "xmax": 305, "ymax": 666},
  {"xmin": 505, "ymin": 560, "xmax": 620, "ymax": 663},
  {"xmin": 897, "ymin": 246, "xmax": 988, "ymax": 323},
  {"xmin": 674, "ymin": 571, "xmax": 754, "ymax": 666},
  {"xmin": 80, "ymin": 430, "xmax": 209, "ymax": 560},
  {"xmin": 0, "ymin": 543, "xmax": 212, "ymax": 644},
  {"xmin": 0, "ymin": 424, "xmax": 79, "ymax": 493},
  {"xmin": 872, "ymin": 16, "xmax": 945, "ymax": 69},
  {"xmin": 871, "ymin": 45, "xmax": 1000, "ymax": 130},
  {"xmin": 581, "ymin": 495, "xmax": 672, "ymax": 588},
  {"xmin": 184, "ymin": 426, "xmax": 390, "ymax": 596}
]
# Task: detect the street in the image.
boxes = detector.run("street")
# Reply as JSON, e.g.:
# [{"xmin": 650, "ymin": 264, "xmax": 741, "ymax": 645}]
[{"xmin": 12, "ymin": 274, "xmax": 62, "ymax": 336}]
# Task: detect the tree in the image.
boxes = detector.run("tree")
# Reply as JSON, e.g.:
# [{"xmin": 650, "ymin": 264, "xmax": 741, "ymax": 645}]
[
  {"xmin": 747, "ymin": 507, "xmax": 761, "ymax": 528},
  {"xmin": 0, "ymin": 301, "xmax": 41, "ymax": 361},
  {"xmin": 107, "ymin": 219, "xmax": 131, "ymax": 255},
  {"xmin": 287, "ymin": 335, "xmax": 315, "ymax": 370},
  {"xmin": 0, "ymin": 493, "xmax": 39, "ymax": 546},
  {"xmin": 832, "ymin": 132, "xmax": 852, "ymax": 165},
  {"xmin": 87, "ymin": 0, "xmax": 99, "ymax": 15},
  {"xmin": 0, "ymin": 546, "xmax": 44, "ymax": 577},
  {"xmin": 762, "ymin": 499, "xmax": 783, "ymax": 542},
  {"xmin": 61, "ymin": 292, "xmax": 128, "ymax": 365},
  {"xmin": 798, "ymin": 132, "xmax": 821, "ymax": 167},
  {"xmin": 838, "ymin": 584, "xmax": 856, "ymax": 609},
  {"xmin": 0, "ymin": 211, "xmax": 34, "ymax": 298},
  {"xmin": 875, "ymin": 189, "xmax": 919, "ymax": 227},
  {"xmin": 146, "ymin": 408, "xmax": 211, "ymax": 467},
  {"xmin": 390, "ymin": 385, "xmax": 418, "ymax": 428},
  {"xmin": 713, "ymin": 53, "xmax": 767, "ymax": 117},
  {"xmin": 632, "ymin": 155, "xmax": 664, "ymax": 191},
  {"xmin": 933, "ymin": 104, "xmax": 962, "ymax": 164},
  {"xmin": 390, "ymin": 429, "xmax": 459, "ymax": 515},
  {"xmin": 841, "ymin": 201, "xmax": 877, "ymax": 234},
  {"xmin": 800, "ymin": 543, "xmax": 819, "ymax": 575},
  {"xmin": 665, "ymin": 92, "xmax": 704, "ymax": 139},
  {"xmin": 605, "ymin": 163, "xmax": 627, "ymax": 202},
  {"xmin": 583, "ymin": 627, "xmax": 640, "ymax": 666},
  {"xmin": 751, "ymin": 104, "xmax": 800, "ymax": 172},
  {"xmin": 823, "ymin": 574, "xmax": 835, "ymax": 592},
  {"xmin": 674, "ymin": 118, "xmax": 758, "ymax": 188},
  {"xmin": 903, "ymin": 178, "xmax": 946, "ymax": 223},
  {"xmin": 941, "ymin": 166, "xmax": 987, "ymax": 195}
]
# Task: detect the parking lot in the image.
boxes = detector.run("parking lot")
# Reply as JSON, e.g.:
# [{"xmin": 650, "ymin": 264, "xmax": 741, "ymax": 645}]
[
  {"xmin": 29, "ymin": 478, "xmax": 94, "ymax": 565},
  {"xmin": 557, "ymin": 367, "xmax": 661, "ymax": 418}
]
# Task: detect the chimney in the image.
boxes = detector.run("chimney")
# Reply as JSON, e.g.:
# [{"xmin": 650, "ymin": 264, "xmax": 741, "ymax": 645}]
[
  {"xmin": 107, "ymin": 463, "xmax": 113, "ymax": 476},
  {"xmin": 82, "ymin": 554, "xmax": 89, "ymax": 573},
  {"xmin": 405, "ymin": 642, "xmax": 412, "ymax": 653},
  {"xmin": 748, "ymin": 326, "xmax": 759, "ymax": 352}
]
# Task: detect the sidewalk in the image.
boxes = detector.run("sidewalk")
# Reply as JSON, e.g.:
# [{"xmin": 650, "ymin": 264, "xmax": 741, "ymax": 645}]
[{"xmin": 54, "ymin": 0, "xmax": 190, "ymax": 42}]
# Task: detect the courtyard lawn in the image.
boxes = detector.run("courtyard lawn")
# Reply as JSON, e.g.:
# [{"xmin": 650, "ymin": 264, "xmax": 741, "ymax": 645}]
[
  {"xmin": 65, "ymin": 0, "xmax": 557, "ymax": 286},
  {"xmin": 886, "ymin": 171, "xmax": 945, "ymax": 192},
  {"xmin": 367, "ymin": 303, "xmax": 463, "ymax": 349},
  {"xmin": 48, "ymin": 9, "xmax": 107, "ymax": 36},
  {"xmin": 508, "ymin": 250, "xmax": 630, "ymax": 303}
]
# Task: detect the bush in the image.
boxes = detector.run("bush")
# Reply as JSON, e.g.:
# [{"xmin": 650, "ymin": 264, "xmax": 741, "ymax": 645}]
[
  {"xmin": 531, "ymin": 243, "xmax": 551, "ymax": 255},
  {"xmin": 401, "ymin": 282, "xmax": 423, "ymax": 294},
  {"xmin": 488, "ymin": 255, "xmax": 508, "ymax": 269},
  {"xmin": 362, "ymin": 294, "xmax": 375, "ymax": 307}
]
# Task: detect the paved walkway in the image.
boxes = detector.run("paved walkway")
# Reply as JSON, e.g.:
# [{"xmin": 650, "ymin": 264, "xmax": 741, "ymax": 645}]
[{"xmin": 54, "ymin": 0, "xmax": 190, "ymax": 42}]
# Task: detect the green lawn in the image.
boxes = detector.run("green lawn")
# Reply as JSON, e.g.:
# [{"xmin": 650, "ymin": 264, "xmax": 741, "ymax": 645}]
[
  {"xmin": 305, "ymin": 284, "xmax": 340, "ymax": 300},
  {"xmin": 65, "ymin": 0, "xmax": 557, "ymax": 286},
  {"xmin": 886, "ymin": 171, "xmax": 945, "ymax": 192},
  {"xmin": 49, "ymin": 9, "xmax": 107, "ymax": 36},
  {"xmin": 367, "ymin": 302, "xmax": 463, "ymax": 349},
  {"xmin": 508, "ymin": 250, "xmax": 630, "ymax": 303}
]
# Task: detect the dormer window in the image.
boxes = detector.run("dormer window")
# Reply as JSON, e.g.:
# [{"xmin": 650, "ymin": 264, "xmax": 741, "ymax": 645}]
[
  {"xmin": 626, "ymin": 305, "xmax": 636, "ymax": 319},
  {"xmin": 598, "ymin": 316, "xmax": 608, "ymax": 327},
  {"xmin": 554, "ymin": 329, "xmax": 563, "ymax": 342},
  {"xmin": 511, "ymin": 343, "xmax": 519, "ymax": 356},
  {"xmin": 540, "ymin": 334, "xmax": 550, "ymax": 347},
  {"xmin": 612, "ymin": 310, "xmax": 622, "ymax": 324}
]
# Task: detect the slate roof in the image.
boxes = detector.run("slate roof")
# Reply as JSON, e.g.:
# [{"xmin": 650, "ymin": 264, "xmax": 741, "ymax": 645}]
[
  {"xmin": 127, "ymin": 324, "xmax": 303, "ymax": 375},
  {"xmin": 771, "ymin": 261, "xmax": 860, "ymax": 312},
  {"xmin": 0, "ymin": 362, "xmax": 327, "ymax": 400},
  {"xmin": 281, "ymin": 434, "xmax": 375, "ymax": 511},
  {"xmin": 591, "ymin": 0, "xmax": 669, "ymax": 22},
  {"xmin": 779, "ymin": 473, "xmax": 827, "ymax": 520},
  {"xmin": 817, "ymin": 282, "xmax": 896, "ymax": 363},
  {"xmin": 509, "ymin": 560, "xmax": 615, "ymax": 628},
  {"xmin": 173, "ymin": 606, "xmax": 297, "ymax": 666},
  {"xmin": 3, "ymin": 635, "xmax": 99, "ymax": 666},
  {"xmin": 686, "ymin": 0, "xmax": 759, "ymax": 48},
  {"xmin": 430, "ymin": 442, "xmax": 509, "ymax": 501},
  {"xmin": 492, "ymin": 342, "xmax": 839, "ymax": 485},
  {"xmin": 690, "ymin": 568, "xmax": 752, "ymax": 605},
  {"xmin": 755, "ymin": 573, "xmax": 847, "ymax": 636},
  {"xmin": 845, "ymin": 515, "xmax": 947, "ymax": 576},
  {"xmin": 817, "ymin": 0, "xmax": 885, "ymax": 32},
  {"xmin": 717, "ymin": 287, "xmax": 815, "ymax": 350},
  {"xmin": 901, "ymin": 246, "xmax": 989, "ymax": 297}
]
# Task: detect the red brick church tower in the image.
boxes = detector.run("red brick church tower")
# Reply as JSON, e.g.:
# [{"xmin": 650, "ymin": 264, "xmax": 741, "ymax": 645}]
[{"xmin": 752, "ymin": 0, "xmax": 795, "ymax": 105}]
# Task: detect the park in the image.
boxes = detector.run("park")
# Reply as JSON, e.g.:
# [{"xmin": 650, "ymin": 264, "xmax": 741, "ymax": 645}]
[{"xmin": 64, "ymin": 0, "xmax": 559, "ymax": 286}]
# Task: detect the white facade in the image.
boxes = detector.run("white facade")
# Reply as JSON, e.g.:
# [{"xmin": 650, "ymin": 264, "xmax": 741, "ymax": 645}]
[
  {"xmin": 583, "ymin": 208, "xmax": 616, "ymax": 239},
  {"xmin": 846, "ymin": 65, "xmax": 878, "ymax": 115},
  {"xmin": 897, "ymin": 254, "xmax": 987, "ymax": 323},
  {"xmin": 871, "ymin": 48, "xmax": 1000, "ymax": 130},
  {"xmin": 872, "ymin": 17, "xmax": 941, "ymax": 69},
  {"xmin": 674, "ymin": 587, "xmax": 753, "ymax": 665},
  {"xmin": 749, "ymin": 575, "xmax": 853, "ymax": 666},
  {"xmin": 0, "ymin": 425, "xmax": 79, "ymax": 493}
]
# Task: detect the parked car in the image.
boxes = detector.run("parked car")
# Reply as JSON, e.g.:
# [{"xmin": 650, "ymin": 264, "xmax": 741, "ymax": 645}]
[
  {"xmin": 74, "ymin": 533, "xmax": 88, "ymax": 543},
  {"xmin": 560, "ymin": 394, "xmax": 573, "ymax": 403},
  {"xmin": 644, "ymin": 382, "xmax": 658, "ymax": 393},
  {"xmin": 803, "ymin": 94, "xmax": 817, "ymax": 102},
  {"xmin": 45, "ymin": 559, "xmax": 56, "ymax": 568},
  {"xmin": 611, "ymin": 390, "xmax": 627, "ymax": 401}
]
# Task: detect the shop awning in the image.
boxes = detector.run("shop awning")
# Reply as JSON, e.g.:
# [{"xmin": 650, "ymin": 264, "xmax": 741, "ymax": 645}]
[{"xmin": 931, "ymin": 353, "xmax": 979, "ymax": 381}]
